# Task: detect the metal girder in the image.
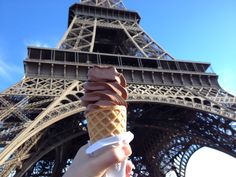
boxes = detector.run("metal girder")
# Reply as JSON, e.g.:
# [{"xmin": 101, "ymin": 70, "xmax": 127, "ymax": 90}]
[
  {"xmin": 80, "ymin": 0, "xmax": 126, "ymax": 9},
  {"xmin": 131, "ymin": 128, "xmax": 202, "ymax": 177},
  {"xmin": 3, "ymin": 103, "xmax": 234, "ymax": 177},
  {"xmin": 0, "ymin": 100, "xmax": 84, "ymax": 147},
  {"xmin": 2, "ymin": 83, "xmax": 234, "ymax": 175},
  {"xmin": 0, "ymin": 97, "xmax": 30, "ymax": 122},
  {"xmin": 0, "ymin": 133, "xmax": 43, "ymax": 177},
  {"xmin": 57, "ymin": 16, "xmax": 77, "ymax": 49},
  {"xmin": 131, "ymin": 106, "xmax": 236, "ymax": 177},
  {"xmin": 90, "ymin": 18, "xmax": 97, "ymax": 52},
  {"xmin": 1, "ymin": 77, "xmax": 79, "ymax": 96},
  {"xmin": 0, "ymin": 79, "xmax": 235, "ymax": 176},
  {"xmin": 127, "ymin": 84, "xmax": 236, "ymax": 120},
  {"xmin": 3, "ymin": 77, "xmax": 234, "ymax": 120},
  {"xmin": 0, "ymin": 81, "xmax": 85, "ymax": 175},
  {"xmin": 1, "ymin": 116, "xmax": 87, "ymax": 177},
  {"xmin": 0, "ymin": 81, "xmax": 82, "ymax": 165},
  {"xmin": 119, "ymin": 21, "xmax": 176, "ymax": 60},
  {"xmin": 0, "ymin": 123, "xmax": 30, "ymax": 142},
  {"xmin": 187, "ymin": 86, "xmax": 236, "ymax": 106},
  {"xmin": 73, "ymin": 17, "xmax": 140, "ymax": 31},
  {"xmin": 25, "ymin": 98, "xmax": 55, "ymax": 108},
  {"xmin": 14, "ymin": 125, "xmax": 87, "ymax": 177},
  {"xmin": 58, "ymin": 16, "xmax": 97, "ymax": 51},
  {"xmin": 57, "ymin": 12, "xmax": 176, "ymax": 60}
]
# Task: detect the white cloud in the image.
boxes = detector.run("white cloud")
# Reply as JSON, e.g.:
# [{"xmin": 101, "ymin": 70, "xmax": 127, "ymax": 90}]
[{"xmin": 24, "ymin": 40, "xmax": 50, "ymax": 48}]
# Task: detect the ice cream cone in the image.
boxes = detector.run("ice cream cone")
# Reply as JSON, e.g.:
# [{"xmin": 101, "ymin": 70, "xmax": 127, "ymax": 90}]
[
  {"xmin": 86, "ymin": 105, "xmax": 127, "ymax": 143},
  {"xmin": 82, "ymin": 66, "xmax": 133, "ymax": 177}
]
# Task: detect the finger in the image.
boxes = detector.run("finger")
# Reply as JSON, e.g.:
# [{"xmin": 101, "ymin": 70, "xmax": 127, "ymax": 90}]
[
  {"xmin": 126, "ymin": 160, "xmax": 134, "ymax": 177},
  {"xmin": 91, "ymin": 144, "xmax": 132, "ymax": 173}
]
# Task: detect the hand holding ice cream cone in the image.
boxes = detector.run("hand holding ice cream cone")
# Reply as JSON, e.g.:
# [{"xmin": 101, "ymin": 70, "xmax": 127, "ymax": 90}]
[
  {"xmin": 63, "ymin": 143, "xmax": 133, "ymax": 177},
  {"xmin": 81, "ymin": 65, "xmax": 134, "ymax": 177}
]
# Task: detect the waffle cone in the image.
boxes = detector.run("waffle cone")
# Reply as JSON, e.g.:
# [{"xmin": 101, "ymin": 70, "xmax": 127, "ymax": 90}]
[{"xmin": 86, "ymin": 105, "xmax": 127, "ymax": 143}]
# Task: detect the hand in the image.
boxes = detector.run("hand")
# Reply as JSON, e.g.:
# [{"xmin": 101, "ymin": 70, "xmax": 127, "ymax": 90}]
[{"xmin": 63, "ymin": 143, "xmax": 133, "ymax": 177}]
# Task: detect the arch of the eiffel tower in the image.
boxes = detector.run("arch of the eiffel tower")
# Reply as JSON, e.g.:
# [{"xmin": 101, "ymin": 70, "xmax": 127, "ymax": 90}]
[{"xmin": 0, "ymin": 0, "xmax": 236, "ymax": 176}]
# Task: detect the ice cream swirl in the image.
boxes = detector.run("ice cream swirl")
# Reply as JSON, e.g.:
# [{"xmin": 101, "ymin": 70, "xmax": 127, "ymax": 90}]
[{"xmin": 81, "ymin": 66, "xmax": 128, "ymax": 113}]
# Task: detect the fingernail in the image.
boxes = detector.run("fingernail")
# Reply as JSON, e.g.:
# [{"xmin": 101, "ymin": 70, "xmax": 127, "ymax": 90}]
[{"xmin": 122, "ymin": 145, "xmax": 132, "ymax": 156}]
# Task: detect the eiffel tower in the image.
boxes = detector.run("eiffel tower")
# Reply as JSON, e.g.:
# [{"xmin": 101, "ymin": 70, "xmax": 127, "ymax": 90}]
[{"xmin": 0, "ymin": 0, "xmax": 236, "ymax": 176}]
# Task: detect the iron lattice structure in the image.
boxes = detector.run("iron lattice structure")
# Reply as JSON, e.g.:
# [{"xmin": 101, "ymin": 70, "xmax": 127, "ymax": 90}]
[{"xmin": 0, "ymin": 0, "xmax": 236, "ymax": 176}]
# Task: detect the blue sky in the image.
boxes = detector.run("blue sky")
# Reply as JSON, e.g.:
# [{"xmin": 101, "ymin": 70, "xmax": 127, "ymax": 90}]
[
  {"xmin": 0, "ymin": 0, "xmax": 236, "ymax": 94},
  {"xmin": 0, "ymin": 0, "xmax": 236, "ymax": 176}
]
